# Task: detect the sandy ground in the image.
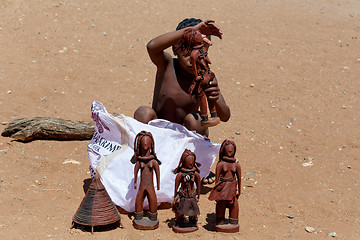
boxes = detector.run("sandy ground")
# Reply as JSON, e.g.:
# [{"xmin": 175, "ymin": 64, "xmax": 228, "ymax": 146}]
[{"xmin": 1, "ymin": 0, "xmax": 360, "ymax": 239}]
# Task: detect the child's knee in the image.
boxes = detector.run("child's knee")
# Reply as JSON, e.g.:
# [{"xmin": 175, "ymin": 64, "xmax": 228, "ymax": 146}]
[
  {"xmin": 183, "ymin": 113, "xmax": 209, "ymax": 136},
  {"xmin": 134, "ymin": 106, "xmax": 157, "ymax": 124},
  {"xmin": 183, "ymin": 113, "xmax": 199, "ymax": 131}
]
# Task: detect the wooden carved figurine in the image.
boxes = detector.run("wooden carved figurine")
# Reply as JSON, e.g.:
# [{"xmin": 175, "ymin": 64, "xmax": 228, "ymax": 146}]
[
  {"xmin": 181, "ymin": 29, "xmax": 220, "ymax": 127},
  {"xmin": 172, "ymin": 149, "xmax": 201, "ymax": 233},
  {"xmin": 132, "ymin": 131, "xmax": 161, "ymax": 230},
  {"xmin": 208, "ymin": 140, "xmax": 241, "ymax": 233}
]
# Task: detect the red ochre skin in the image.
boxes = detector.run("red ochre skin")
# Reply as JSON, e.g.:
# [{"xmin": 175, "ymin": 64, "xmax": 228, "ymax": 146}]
[
  {"xmin": 208, "ymin": 140, "xmax": 241, "ymax": 233},
  {"xmin": 134, "ymin": 20, "xmax": 230, "ymax": 136},
  {"xmin": 132, "ymin": 131, "xmax": 160, "ymax": 230}
]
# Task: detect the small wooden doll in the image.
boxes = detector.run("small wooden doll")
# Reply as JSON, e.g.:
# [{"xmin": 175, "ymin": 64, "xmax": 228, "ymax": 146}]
[
  {"xmin": 208, "ymin": 140, "xmax": 241, "ymax": 232},
  {"xmin": 132, "ymin": 131, "xmax": 161, "ymax": 230},
  {"xmin": 172, "ymin": 149, "xmax": 201, "ymax": 233},
  {"xmin": 181, "ymin": 29, "xmax": 220, "ymax": 127}
]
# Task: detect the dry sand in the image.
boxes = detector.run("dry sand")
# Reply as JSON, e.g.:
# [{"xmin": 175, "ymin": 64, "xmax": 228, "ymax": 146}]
[{"xmin": 0, "ymin": 0, "xmax": 359, "ymax": 239}]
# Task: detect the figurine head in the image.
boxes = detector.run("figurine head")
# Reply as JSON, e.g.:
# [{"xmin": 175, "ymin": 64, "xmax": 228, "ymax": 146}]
[
  {"xmin": 173, "ymin": 149, "xmax": 201, "ymax": 173},
  {"xmin": 133, "ymin": 131, "xmax": 161, "ymax": 164},
  {"xmin": 172, "ymin": 18, "xmax": 210, "ymax": 74},
  {"xmin": 174, "ymin": 18, "xmax": 211, "ymax": 44},
  {"xmin": 219, "ymin": 139, "xmax": 237, "ymax": 159}
]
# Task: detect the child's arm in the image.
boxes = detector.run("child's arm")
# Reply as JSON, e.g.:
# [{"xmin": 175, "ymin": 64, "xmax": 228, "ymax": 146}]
[
  {"xmin": 147, "ymin": 20, "xmax": 222, "ymax": 69},
  {"xmin": 147, "ymin": 29, "xmax": 188, "ymax": 69}
]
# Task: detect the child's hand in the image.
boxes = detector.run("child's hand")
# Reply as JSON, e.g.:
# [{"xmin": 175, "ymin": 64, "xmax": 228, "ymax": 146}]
[
  {"xmin": 204, "ymin": 76, "xmax": 220, "ymax": 101},
  {"xmin": 193, "ymin": 20, "xmax": 222, "ymax": 46}
]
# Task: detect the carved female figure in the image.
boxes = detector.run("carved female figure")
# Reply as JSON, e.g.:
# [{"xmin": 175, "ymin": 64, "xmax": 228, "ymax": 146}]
[
  {"xmin": 208, "ymin": 140, "xmax": 241, "ymax": 232},
  {"xmin": 181, "ymin": 29, "xmax": 219, "ymax": 127},
  {"xmin": 172, "ymin": 149, "xmax": 201, "ymax": 232},
  {"xmin": 132, "ymin": 131, "xmax": 161, "ymax": 229}
]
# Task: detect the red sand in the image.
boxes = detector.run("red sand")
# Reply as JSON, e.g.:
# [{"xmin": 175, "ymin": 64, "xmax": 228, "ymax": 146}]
[{"xmin": 0, "ymin": 0, "xmax": 359, "ymax": 239}]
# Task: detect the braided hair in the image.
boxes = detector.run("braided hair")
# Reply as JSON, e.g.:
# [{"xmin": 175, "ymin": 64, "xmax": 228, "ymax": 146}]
[
  {"xmin": 177, "ymin": 29, "xmax": 200, "ymax": 56},
  {"xmin": 219, "ymin": 139, "xmax": 236, "ymax": 160},
  {"xmin": 173, "ymin": 149, "xmax": 201, "ymax": 173},
  {"xmin": 133, "ymin": 130, "xmax": 161, "ymax": 164},
  {"xmin": 173, "ymin": 18, "xmax": 211, "ymax": 55},
  {"xmin": 176, "ymin": 18, "xmax": 202, "ymax": 31}
]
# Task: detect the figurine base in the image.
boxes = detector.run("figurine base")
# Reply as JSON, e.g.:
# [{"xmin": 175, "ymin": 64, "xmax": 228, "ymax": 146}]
[
  {"xmin": 201, "ymin": 116, "xmax": 220, "ymax": 127},
  {"xmin": 215, "ymin": 223, "xmax": 239, "ymax": 233},
  {"xmin": 133, "ymin": 217, "xmax": 159, "ymax": 230},
  {"xmin": 172, "ymin": 225, "xmax": 198, "ymax": 233}
]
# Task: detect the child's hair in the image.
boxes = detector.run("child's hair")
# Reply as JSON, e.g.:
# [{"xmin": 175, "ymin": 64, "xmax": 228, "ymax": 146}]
[
  {"xmin": 133, "ymin": 130, "xmax": 161, "ymax": 164},
  {"xmin": 219, "ymin": 139, "xmax": 236, "ymax": 160},
  {"xmin": 176, "ymin": 18, "xmax": 202, "ymax": 31},
  {"xmin": 173, "ymin": 149, "xmax": 201, "ymax": 173}
]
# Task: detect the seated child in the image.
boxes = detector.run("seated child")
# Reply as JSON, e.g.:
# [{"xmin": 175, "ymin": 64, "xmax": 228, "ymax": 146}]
[{"xmin": 134, "ymin": 18, "xmax": 230, "ymax": 137}]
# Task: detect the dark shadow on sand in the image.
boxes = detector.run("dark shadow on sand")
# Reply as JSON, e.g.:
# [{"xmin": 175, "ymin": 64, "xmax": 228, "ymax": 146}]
[
  {"xmin": 82, "ymin": 178, "xmax": 92, "ymax": 194},
  {"xmin": 202, "ymin": 212, "xmax": 216, "ymax": 231},
  {"xmin": 72, "ymin": 221, "xmax": 121, "ymax": 233},
  {"xmin": 165, "ymin": 217, "xmax": 176, "ymax": 228},
  {"xmin": 200, "ymin": 184, "xmax": 212, "ymax": 194}
]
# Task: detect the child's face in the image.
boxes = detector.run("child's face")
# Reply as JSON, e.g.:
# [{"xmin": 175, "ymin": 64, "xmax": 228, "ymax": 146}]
[
  {"xmin": 177, "ymin": 50, "xmax": 193, "ymax": 74},
  {"xmin": 176, "ymin": 45, "xmax": 210, "ymax": 75}
]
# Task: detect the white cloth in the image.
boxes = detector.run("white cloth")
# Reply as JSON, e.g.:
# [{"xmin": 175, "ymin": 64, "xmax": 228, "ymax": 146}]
[{"xmin": 87, "ymin": 101, "xmax": 220, "ymax": 212}]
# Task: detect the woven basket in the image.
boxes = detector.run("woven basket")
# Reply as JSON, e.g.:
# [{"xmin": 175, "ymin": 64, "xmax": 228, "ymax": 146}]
[{"xmin": 72, "ymin": 176, "xmax": 121, "ymax": 233}]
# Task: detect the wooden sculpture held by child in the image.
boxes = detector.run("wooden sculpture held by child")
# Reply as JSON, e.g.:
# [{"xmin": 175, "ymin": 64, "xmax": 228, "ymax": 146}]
[
  {"xmin": 132, "ymin": 131, "xmax": 161, "ymax": 230},
  {"xmin": 208, "ymin": 140, "xmax": 241, "ymax": 232},
  {"xmin": 180, "ymin": 29, "xmax": 220, "ymax": 127},
  {"xmin": 172, "ymin": 149, "xmax": 201, "ymax": 233}
]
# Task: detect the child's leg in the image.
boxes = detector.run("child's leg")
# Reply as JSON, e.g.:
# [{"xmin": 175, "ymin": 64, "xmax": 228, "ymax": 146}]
[
  {"xmin": 134, "ymin": 106, "xmax": 157, "ymax": 123},
  {"xmin": 183, "ymin": 111, "xmax": 209, "ymax": 137}
]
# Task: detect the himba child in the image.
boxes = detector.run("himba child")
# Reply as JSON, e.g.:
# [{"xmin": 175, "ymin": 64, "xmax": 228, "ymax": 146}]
[
  {"xmin": 134, "ymin": 18, "xmax": 230, "ymax": 137},
  {"xmin": 134, "ymin": 18, "xmax": 230, "ymax": 183}
]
